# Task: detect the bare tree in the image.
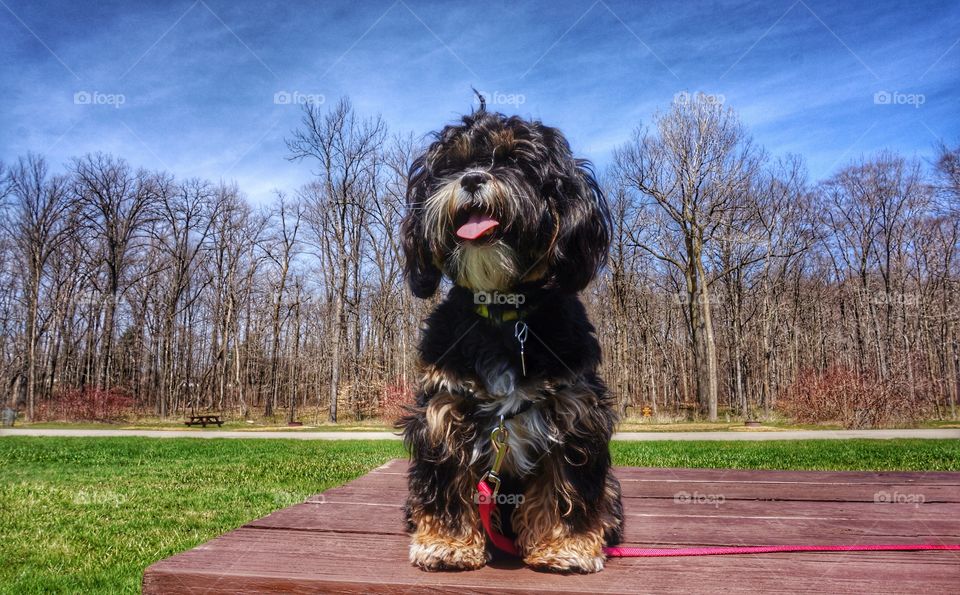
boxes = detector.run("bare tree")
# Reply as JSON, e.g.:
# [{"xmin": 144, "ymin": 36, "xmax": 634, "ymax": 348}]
[
  {"xmin": 2, "ymin": 155, "xmax": 73, "ymax": 418},
  {"xmin": 288, "ymin": 97, "xmax": 386, "ymax": 422},
  {"xmin": 150, "ymin": 177, "xmax": 218, "ymax": 416},
  {"xmin": 262, "ymin": 195, "xmax": 302, "ymax": 417},
  {"xmin": 73, "ymin": 154, "xmax": 153, "ymax": 390},
  {"xmin": 614, "ymin": 93, "xmax": 762, "ymax": 420}
]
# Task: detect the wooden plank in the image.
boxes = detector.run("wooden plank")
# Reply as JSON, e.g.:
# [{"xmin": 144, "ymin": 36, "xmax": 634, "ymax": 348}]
[
  {"xmin": 613, "ymin": 467, "xmax": 960, "ymax": 484},
  {"xmin": 144, "ymin": 460, "xmax": 960, "ymax": 594},
  {"xmin": 246, "ymin": 501, "xmax": 960, "ymax": 546},
  {"xmin": 618, "ymin": 482, "xmax": 960, "ymax": 502},
  {"xmin": 143, "ymin": 529, "xmax": 960, "ymax": 594},
  {"xmin": 247, "ymin": 497, "xmax": 960, "ymax": 534},
  {"xmin": 385, "ymin": 461, "xmax": 960, "ymax": 484},
  {"xmin": 279, "ymin": 477, "xmax": 960, "ymax": 504}
]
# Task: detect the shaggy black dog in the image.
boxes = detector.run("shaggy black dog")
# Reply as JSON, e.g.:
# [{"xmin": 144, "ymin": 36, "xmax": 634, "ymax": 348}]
[{"xmin": 397, "ymin": 101, "xmax": 623, "ymax": 573}]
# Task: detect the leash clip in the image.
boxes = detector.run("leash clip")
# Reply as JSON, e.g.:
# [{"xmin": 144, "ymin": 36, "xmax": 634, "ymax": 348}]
[
  {"xmin": 514, "ymin": 321, "xmax": 528, "ymax": 376},
  {"xmin": 481, "ymin": 415, "xmax": 509, "ymax": 499}
]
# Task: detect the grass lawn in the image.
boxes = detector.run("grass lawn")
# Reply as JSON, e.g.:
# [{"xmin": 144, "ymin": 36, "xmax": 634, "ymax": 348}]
[
  {"xmin": 17, "ymin": 416, "xmax": 959, "ymax": 433},
  {"xmin": 1, "ymin": 437, "xmax": 958, "ymax": 593}
]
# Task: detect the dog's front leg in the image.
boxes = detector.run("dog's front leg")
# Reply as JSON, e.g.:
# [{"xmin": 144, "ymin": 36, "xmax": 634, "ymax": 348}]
[
  {"xmin": 511, "ymin": 449, "xmax": 623, "ymax": 573},
  {"xmin": 402, "ymin": 393, "xmax": 490, "ymax": 571},
  {"xmin": 406, "ymin": 503, "xmax": 488, "ymax": 571}
]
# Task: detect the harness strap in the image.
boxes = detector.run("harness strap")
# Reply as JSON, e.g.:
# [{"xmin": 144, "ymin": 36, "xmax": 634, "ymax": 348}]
[{"xmin": 477, "ymin": 480, "xmax": 960, "ymax": 559}]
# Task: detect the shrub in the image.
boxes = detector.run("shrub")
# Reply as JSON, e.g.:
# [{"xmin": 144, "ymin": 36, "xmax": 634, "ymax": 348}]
[
  {"xmin": 779, "ymin": 366, "xmax": 927, "ymax": 429},
  {"xmin": 379, "ymin": 380, "xmax": 414, "ymax": 425},
  {"xmin": 35, "ymin": 387, "xmax": 136, "ymax": 422}
]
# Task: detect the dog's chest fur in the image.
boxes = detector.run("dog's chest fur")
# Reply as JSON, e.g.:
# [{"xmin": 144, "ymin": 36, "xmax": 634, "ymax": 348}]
[
  {"xmin": 416, "ymin": 286, "xmax": 608, "ymax": 477},
  {"xmin": 472, "ymin": 387, "xmax": 558, "ymax": 477}
]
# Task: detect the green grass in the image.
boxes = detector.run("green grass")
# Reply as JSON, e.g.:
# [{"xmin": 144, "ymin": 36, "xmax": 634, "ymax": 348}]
[
  {"xmin": 1, "ymin": 437, "xmax": 958, "ymax": 593},
  {"xmin": 0, "ymin": 438, "xmax": 404, "ymax": 594},
  {"xmin": 18, "ymin": 416, "xmax": 958, "ymax": 432},
  {"xmin": 612, "ymin": 439, "xmax": 960, "ymax": 470}
]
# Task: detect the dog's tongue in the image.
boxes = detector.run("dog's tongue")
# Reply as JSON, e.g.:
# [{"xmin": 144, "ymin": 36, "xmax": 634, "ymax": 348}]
[{"xmin": 456, "ymin": 212, "xmax": 499, "ymax": 240}]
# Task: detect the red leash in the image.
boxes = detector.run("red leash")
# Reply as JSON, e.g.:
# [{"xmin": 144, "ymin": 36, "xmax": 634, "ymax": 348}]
[
  {"xmin": 477, "ymin": 480, "xmax": 960, "ymax": 559},
  {"xmin": 476, "ymin": 418, "xmax": 959, "ymax": 559}
]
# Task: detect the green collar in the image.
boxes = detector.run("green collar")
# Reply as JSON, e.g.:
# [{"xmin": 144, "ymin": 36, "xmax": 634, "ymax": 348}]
[{"xmin": 473, "ymin": 303, "xmax": 527, "ymax": 323}]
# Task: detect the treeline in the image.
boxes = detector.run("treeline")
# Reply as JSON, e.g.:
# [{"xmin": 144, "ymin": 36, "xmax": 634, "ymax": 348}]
[{"xmin": 1, "ymin": 95, "xmax": 957, "ymax": 426}]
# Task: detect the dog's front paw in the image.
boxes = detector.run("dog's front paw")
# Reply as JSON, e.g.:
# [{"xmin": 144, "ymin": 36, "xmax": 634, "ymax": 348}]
[
  {"xmin": 410, "ymin": 534, "xmax": 489, "ymax": 571},
  {"xmin": 523, "ymin": 536, "xmax": 606, "ymax": 574}
]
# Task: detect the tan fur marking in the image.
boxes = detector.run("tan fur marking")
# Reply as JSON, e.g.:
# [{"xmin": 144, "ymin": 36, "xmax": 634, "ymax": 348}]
[
  {"xmin": 490, "ymin": 129, "xmax": 516, "ymax": 153},
  {"xmin": 425, "ymin": 392, "xmax": 462, "ymax": 447},
  {"xmin": 457, "ymin": 241, "xmax": 517, "ymax": 291},
  {"xmin": 419, "ymin": 365, "xmax": 476, "ymax": 396},
  {"xmin": 512, "ymin": 462, "xmax": 606, "ymax": 573},
  {"xmin": 409, "ymin": 513, "xmax": 489, "ymax": 571},
  {"xmin": 423, "ymin": 180, "xmax": 460, "ymax": 247},
  {"xmin": 523, "ymin": 531, "xmax": 605, "ymax": 573},
  {"xmin": 452, "ymin": 135, "xmax": 472, "ymax": 160}
]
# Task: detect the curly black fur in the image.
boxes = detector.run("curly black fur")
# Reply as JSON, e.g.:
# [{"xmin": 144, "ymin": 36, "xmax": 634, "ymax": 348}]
[{"xmin": 398, "ymin": 106, "xmax": 622, "ymax": 573}]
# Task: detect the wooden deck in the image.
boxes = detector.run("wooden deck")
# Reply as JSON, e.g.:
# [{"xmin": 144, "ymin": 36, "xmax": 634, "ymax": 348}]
[{"xmin": 143, "ymin": 459, "xmax": 960, "ymax": 593}]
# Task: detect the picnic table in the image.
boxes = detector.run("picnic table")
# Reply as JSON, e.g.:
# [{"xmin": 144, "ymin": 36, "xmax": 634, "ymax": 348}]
[
  {"xmin": 143, "ymin": 459, "xmax": 960, "ymax": 593},
  {"xmin": 184, "ymin": 414, "xmax": 223, "ymax": 428}
]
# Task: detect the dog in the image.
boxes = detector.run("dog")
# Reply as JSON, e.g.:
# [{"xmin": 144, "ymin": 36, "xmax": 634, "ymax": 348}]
[{"xmin": 397, "ymin": 99, "xmax": 623, "ymax": 574}]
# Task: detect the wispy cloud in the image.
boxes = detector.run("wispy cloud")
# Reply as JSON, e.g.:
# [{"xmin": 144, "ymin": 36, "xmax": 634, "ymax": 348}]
[{"xmin": 1, "ymin": 0, "xmax": 957, "ymax": 201}]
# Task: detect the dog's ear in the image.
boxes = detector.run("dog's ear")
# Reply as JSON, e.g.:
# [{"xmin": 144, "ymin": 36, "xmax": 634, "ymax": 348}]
[
  {"xmin": 551, "ymin": 159, "xmax": 611, "ymax": 293},
  {"xmin": 402, "ymin": 157, "xmax": 442, "ymax": 299}
]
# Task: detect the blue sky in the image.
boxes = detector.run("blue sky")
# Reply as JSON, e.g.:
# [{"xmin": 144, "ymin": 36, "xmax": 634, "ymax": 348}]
[{"xmin": 1, "ymin": 0, "xmax": 957, "ymax": 202}]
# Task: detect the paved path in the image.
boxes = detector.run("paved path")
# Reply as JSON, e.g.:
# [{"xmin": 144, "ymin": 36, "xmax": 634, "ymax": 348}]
[
  {"xmin": 2, "ymin": 428, "xmax": 957, "ymax": 440},
  {"xmin": 613, "ymin": 429, "xmax": 960, "ymax": 441}
]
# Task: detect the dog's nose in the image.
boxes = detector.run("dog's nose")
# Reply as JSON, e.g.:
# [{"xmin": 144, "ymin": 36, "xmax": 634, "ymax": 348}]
[{"xmin": 460, "ymin": 172, "xmax": 487, "ymax": 194}]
